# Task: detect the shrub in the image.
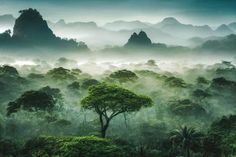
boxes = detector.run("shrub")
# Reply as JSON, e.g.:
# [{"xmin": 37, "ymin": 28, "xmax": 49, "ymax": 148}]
[{"xmin": 22, "ymin": 136, "xmax": 128, "ymax": 157}]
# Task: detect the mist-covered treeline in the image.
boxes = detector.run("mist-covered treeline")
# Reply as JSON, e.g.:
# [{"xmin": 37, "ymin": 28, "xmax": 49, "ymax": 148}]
[{"xmin": 0, "ymin": 57, "xmax": 236, "ymax": 157}]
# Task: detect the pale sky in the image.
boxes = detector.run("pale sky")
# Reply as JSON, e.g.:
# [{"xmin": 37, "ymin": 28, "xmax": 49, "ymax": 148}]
[{"xmin": 0, "ymin": 0, "xmax": 236, "ymax": 26}]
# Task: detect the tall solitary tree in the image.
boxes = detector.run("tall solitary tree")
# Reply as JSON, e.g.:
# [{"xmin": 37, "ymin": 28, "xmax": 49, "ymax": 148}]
[{"xmin": 81, "ymin": 83, "xmax": 153, "ymax": 138}]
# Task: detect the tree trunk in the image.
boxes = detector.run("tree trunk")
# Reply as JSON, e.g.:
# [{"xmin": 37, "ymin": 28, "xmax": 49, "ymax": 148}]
[
  {"xmin": 101, "ymin": 128, "xmax": 106, "ymax": 138},
  {"xmin": 185, "ymin": 148, "xmax": 190, "ymax": 157},
  {"xmin": 101, "ymin": 123, "xmax": 109, "ymax": 138},
  {"xmin": 123, "ymin": 113, "xmax": 128, "ymax": 128},
  {"xmin": 139, "ymin": 145, "xmax": 145, "ymax": 157},
  {"xmin": 99, "ymin": 114, "xmax": 110, "ymax": 138}
]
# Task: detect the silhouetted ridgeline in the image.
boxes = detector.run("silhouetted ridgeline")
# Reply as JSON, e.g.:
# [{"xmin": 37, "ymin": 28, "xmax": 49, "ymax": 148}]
[
  {"xmin": 200, "ymin": 34, "xmax": 236, "ymax": 52},
  {"xmin": 100, "ymin": 30, "xmax": 189, "ymax": 56},
  {"xmin": 124, "ymin": 31, "xmax": 152, "ymax": 48},
  {"xmin": 1, "ymin": 9, "xmax": 236, "ymax": 56},
  {"xmin": 0, "ymin": 8, "xmax": 89, "ymax": 52}
]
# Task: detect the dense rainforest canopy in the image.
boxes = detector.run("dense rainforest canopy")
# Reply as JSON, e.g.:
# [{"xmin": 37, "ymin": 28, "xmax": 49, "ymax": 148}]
[{"xmin": 0, "ymin": 59, "xmax": 235, "ymax": 157}]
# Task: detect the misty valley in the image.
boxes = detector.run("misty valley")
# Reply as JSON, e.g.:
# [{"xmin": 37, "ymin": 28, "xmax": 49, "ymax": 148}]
[{"xmin": 0, "ymin": 8, "xmax": 236, "ymax": 157}]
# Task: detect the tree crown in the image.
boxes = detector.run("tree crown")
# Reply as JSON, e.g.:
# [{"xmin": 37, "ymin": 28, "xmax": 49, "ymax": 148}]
[{"xmin": 81, "ymin": 83, "xmax": 152, "ymax": 114}]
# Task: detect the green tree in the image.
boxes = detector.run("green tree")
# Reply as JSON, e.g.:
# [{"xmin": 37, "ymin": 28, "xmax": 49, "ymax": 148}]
[
  {"xmin": 146, "ymin": 59, "xmax": 157, "ymax": 66},
  {"xmin": 39, "ymin": 86, "xmax": 62, "ymax": 100},
  {"xmin": 0, "ymin": 65, "xmax": 19, "ymax": 76},
  {"xmin": 0, "ymin": 139, "xmax": 20, "ymax": 157},
  {"xmin": 164, "ymin": 76, "xmax": 187, "ymax": 88},
  {"xmin": 81, "ymin": 83, "xmax": 153, "ymax": 138},
  {"xmin": 81, "ymin": 78, "xmax": 100, "ymax": 89},
  {"xmin": 7, "ymin": 90, "xmax": 56, "ymax": 115},
  {"xmin": 0, "ymin": 30, "xmax": 12, "ymax": 45},
  {"xmin": 71, "ymin": 68, "xmax": 82, "ymax": 76},
  {"xmin": 204, "ymin": 115, "xmax": 236, "ymax": 157},
  {"xmin": 39, "ymin": 86, "xmax": 63, "ymax": 108},
  {"xmin": 22, "ymin": 136, "xmax": 128, "ymax": 157},
  {"xmin": 46, "ymin": 67, "xmax": 77, "ymax": 82},
  {"xmin": 196, "ymin": 77, "xmax": 209, "ymax": 85},
  {"xmin": 67, "ymin": 81, "xmax": 81, "ymax": 95},
  {"xmin": 109, "ymin": 69, "xmax": 138, "ymax": 83},
  {"xmin": 170, "ymin": 126, "xmax": 202, "ymax": 157},
  {"xmin": 67, "ymin": 81, "xmax": 80, "ymax": 90},
  {"xmin": 169, "ymin": 99, "xmax": 206, "ymax": 116},
  {"xmin": 192, "ymin": 89, "xmax": 211, "ymax": 103}
]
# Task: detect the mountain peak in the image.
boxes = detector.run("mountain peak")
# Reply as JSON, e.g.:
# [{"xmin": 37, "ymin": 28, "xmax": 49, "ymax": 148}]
[
  {"xmin": 56, "ymin": 19, "xmax": 66, "ymax": 25},
  {"xmin": 228, "ymin": 22, "xmax": 236, "ymax": 32},
  {"xmin": 9, "ymin": 8, "xmax": 89, "ymax": 51},
  {"xmin": 124, "ymin": 31, "xmax": 152, "ymax": 47},
  {"xmin": 229, "ymin": 22, "xmax": 236, "ymax": 27},
  {"xmin": 0, "ymin": 14, "xmax": 14, "ymax": 19},
  {"xmin": 13, "ymin": 8, "xmax": 55, "ymax": 41},
  {"xmin": 138, "ymin": 30, "xmax": 149, "ymax": 39},
  {"xmin": 104, "ymin": 20, "xmax": 149, "ymax": 31},
  {"xmin": 0, "ymin": 14, "xmax": 15, "ymax": 26},
  {"xmin": 217, "ymin": 24, "xmax": 231, "ymax": 30},
  {"xmin": 161, "ymin": 17, "xmax": 180, "ymax": 25},
  {"xmin": 131, "ymin": 32, "xmax": 138, "ymax": 37},
  {"xmin": 215, "ymin": 24, "xmax": 234, "ymax": 36}
]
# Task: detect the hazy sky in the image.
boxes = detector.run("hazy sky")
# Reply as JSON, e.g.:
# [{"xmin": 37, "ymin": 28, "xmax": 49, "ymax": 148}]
[{"xmin": 1, "ymin": 0, "xmax": 236, "ymax": 26}]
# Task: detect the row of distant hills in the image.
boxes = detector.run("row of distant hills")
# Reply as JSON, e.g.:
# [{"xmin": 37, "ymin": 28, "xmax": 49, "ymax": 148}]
[
  {"xmin": 1, "ymin": 13, "xmax": 235, "ymax": 37},
  {"xmin": 0, "ymin": 8, "xmax": 236, "ymax": 54},
  {"xmin": 41, "ymin": 16, "xmax": 236, "ymax": 48}
]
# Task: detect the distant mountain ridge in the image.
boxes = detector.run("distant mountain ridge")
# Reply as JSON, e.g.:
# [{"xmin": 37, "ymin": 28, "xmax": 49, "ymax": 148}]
[
  {"xmin": 53, "ymin": 19, "xmax": 98, "ymax": 29},
  {"xmin": 0, "ymin": 14, "xmax": 15, "ymax": 24},
  {"xmin": 228, "ymin": 22, "xmax": 236, "ymax": 32},
  {"xmin": 104, "ymin": 20, "xmax": 151, "ymax": 31},
  {"xmin": 155, "ymin": 17, "xmax": 181, "ymax": 27},
  {"xmin": 215, "ymin": 24, "xmax": 234, "ymax": 36},
  {"xmin": 154, "ymin": 17, "xmax": 214, "ymax": 38},
  {"xmin": 103, "ymin": 17, "xmax": 236, "ymax": 39},
  {"xmin": 1, "ymin": 12, "xmax": 236, "ymax": 49},
  {"xmin": 45, "ymin": 17, "xmax": 236, "ymax": 48},
  {"xmin": 201, "ymin": 34, "xmax": 236, "ymax": 52},
  {"xmin": 0, "ymin": 14, "xmax": 15, "ymax": 30}
]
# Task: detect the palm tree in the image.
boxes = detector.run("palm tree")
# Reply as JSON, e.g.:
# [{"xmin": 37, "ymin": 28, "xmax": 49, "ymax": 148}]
[{"xmin": 170, "ymin": 126, "xmax": 202, "ymax": 157}]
